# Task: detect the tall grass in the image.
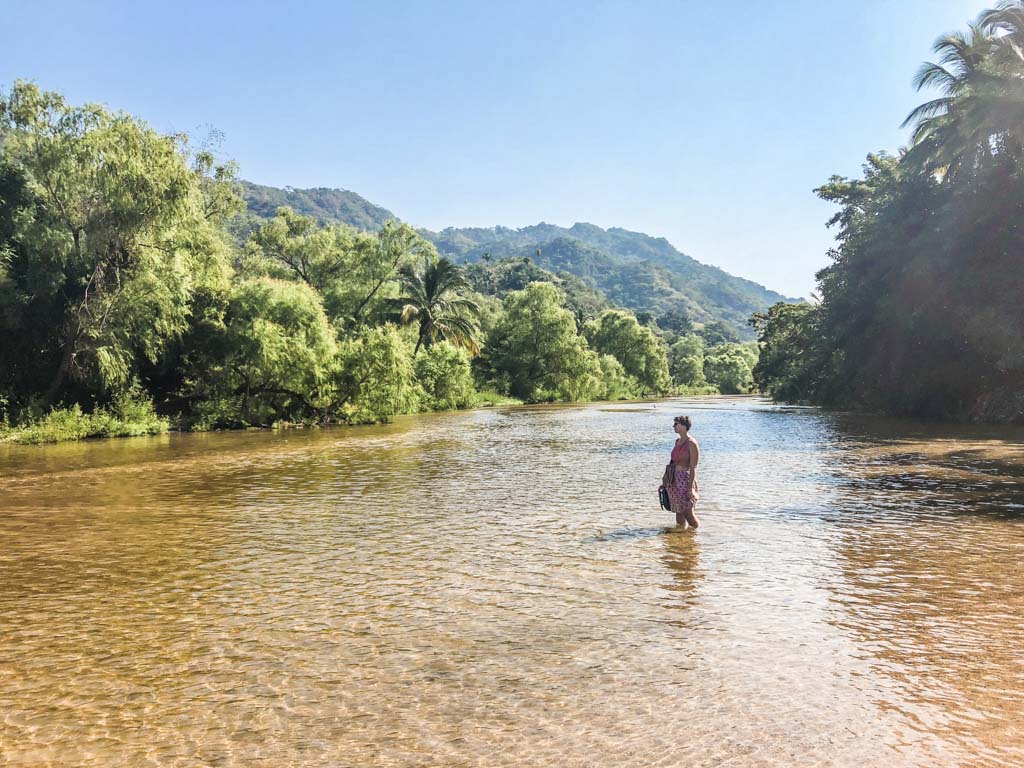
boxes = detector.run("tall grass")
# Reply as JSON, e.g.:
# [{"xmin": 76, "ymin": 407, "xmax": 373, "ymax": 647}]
[{"xmin": 0, "ymin": 394, "xmax": 168, "ymax": 445}]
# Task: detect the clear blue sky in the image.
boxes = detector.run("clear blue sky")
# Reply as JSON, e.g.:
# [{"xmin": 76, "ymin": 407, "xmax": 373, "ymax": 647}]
[{"xmin": 2, "ymin": 0, "xmax": 992, "ymax": 297}]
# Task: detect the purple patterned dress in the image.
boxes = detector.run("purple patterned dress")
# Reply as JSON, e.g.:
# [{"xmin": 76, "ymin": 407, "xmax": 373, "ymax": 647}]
[{"xmin": 667, "ymin": 439, "xmax": 699, "ymax": 514}]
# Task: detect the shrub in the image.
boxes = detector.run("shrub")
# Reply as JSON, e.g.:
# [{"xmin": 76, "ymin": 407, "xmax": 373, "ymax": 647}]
[{"xmin": 414, "ymin": 342, "xmax": 476, "ymax": 411}]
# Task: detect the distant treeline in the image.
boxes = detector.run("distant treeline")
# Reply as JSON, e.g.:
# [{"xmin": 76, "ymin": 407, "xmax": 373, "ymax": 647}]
[
  {"xmin": 0, "ymin": 82, "xmax": 756, "ymax": 443},
  {"xmin": 753, "ymin": 1, "xmax": 1024, "ymax": 422}
]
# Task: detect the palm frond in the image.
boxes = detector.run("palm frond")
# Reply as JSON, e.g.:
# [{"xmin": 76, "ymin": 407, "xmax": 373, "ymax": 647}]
[
  {"xmin": 433, "ymin": 316, "xmax": 482, "ymax": 355},
  {"xmin": 399, "ymin": 304, "xmax": 420, "ymax": 324},
  {"xmin": 934, "ymin": 26, "xmax": 990, "ymax": 72},
  {"xmin": 912, "ymin": 62, "xmax": 960, "ymax": 93},
  {"xmin": 446, "ymin": 296, "xmax": 482, "ymax": 315},
  {"xmin": 901, "ymin": 97, "xmax": 954, "ymax": 130},
  {"xmin": 979, "ymin": 2, "xmax": 1024, "ymax": 37}
]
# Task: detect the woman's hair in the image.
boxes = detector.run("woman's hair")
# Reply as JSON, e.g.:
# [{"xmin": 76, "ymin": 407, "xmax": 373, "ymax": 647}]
[{"xmin": 674, "ymin": 415, "xmax": 692, "ymax": 429}]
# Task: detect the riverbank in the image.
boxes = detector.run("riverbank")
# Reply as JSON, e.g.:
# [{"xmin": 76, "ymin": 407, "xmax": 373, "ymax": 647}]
[
  {"xmin": 0, "ymin": 390, "xmax": 516, "ymax": 446},
  {"xmin": 0, "ymin": 386, "xmax": 733, "ymax": 446}
]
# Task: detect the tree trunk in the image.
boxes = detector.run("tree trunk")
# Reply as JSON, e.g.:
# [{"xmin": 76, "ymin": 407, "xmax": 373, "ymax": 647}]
[{"xmin": 413, "ymin": 320, "xmax": 428, "ymax": 357}]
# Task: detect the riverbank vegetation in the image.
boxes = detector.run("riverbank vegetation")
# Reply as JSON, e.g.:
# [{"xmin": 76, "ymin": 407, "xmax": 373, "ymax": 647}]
[
  {"xmin": 0, "ymin": 82, "xmax": 757, "ymax": 443},
  {"xmin": 753, "ymin": 1, "xmax": 1024, "ymax": 422}
]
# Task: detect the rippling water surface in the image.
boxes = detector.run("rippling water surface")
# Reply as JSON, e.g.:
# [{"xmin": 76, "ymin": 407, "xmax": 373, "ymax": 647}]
[{"xmin": 2, "ymin": 397, "xmax": 1024, "ymax": 767}]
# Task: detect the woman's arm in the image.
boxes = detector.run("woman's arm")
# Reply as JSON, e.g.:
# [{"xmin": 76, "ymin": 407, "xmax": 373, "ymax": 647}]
[{"xmin": 686, "ymin": 440, "xmax": 699, "ymax": 498}]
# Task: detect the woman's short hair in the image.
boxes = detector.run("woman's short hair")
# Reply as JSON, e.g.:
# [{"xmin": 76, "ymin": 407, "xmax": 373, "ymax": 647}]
[{"xmin": 674, "ymin": 415, "xmax": 692, "ymax": 429}]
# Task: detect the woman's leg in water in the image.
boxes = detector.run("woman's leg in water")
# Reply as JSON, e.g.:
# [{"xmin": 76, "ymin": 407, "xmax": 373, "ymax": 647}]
[{"xmin": 671, "ymin": 472, "xmax": 699, "ymax": 529}]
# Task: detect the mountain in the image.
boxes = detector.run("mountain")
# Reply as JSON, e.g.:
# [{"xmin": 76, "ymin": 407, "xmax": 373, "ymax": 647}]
[
  {"xmin": 239, "ymin": 182, "xmax": 800, "ymax": 338},
  {"xmin": 240, "ymin": 181, "xmax": 397, "ymax": 231},
  {"xmin": 425, "ymin": 224, "xmax": 801, "ymax": 337}
]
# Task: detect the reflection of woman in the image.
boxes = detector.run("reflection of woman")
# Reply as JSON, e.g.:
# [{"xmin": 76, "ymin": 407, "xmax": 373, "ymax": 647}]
[
  {"xmin": 662, "ymin": 415, "xmax": 700, "ymax": 529},
  {"xmin": 660, "ymin": 527, "xmax": 701, "ymax": 608}
]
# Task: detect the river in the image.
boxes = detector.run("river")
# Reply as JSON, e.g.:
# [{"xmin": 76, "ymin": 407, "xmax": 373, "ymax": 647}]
[{"xmin": 2, "ymin": 396, "xmax": 1023, "ymax": 767}]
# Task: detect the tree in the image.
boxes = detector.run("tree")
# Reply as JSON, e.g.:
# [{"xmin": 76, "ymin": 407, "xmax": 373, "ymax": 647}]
[
  {"xmin": 584, "ymin": 309, "xmax": 671, "ymax": 395},
  {"xmin": 750, "ymin": 303, "xmax": 830, "ymax": 402},
  {"xmin": 668, "ymin": 334, "xmax": 706, "ymax": 388},
  {"xmin": 333, "ymin": 325, "xmax": 418, "ymax": 422},
  {"xmin": 902, "ymin": 4, "xmax": 1024, "ymax": 177},
  {"xmin": 657, "ymin": 307, "xmax": 694, "ymax": 336},
  {"xmin": 241, "ymin": 210, "xmax": 440, "ymax": 330},
  {"xmin": 180, "ymin": 278, "xmax": 338, "ymax": 427},
  {"xmin": 481, "ymin": 282, "xmax": 601, "ymax": 402},
  {"xmin": 902, "ymin": 25, "xmax": 1001, "ymax": 176},
  {"xmin": 696, "ymin": 320, "xmax": 739, "ymax": 347},
  {"xmin": 414, "ymin": 341, "xmax": 475, "ymax": 410},
  {"xmin": 596, "ymin": 354, "xmax": 636, "ymax": 400},
  {"xmin": 0, "ymin": 81, "xmax": 237, "ymax": 411},
  {"xmin": 243, "ymin": 206, "xmax": 372, "ymax": 293},
  {"xmin": 353, "ymin": 221, "xmax": 436, "ymax": 326},
  {"xmin": 704, "ymin": 343, "xmax": 757, "ymax": 394},
  {"xmin": 394, "ymin": 256, "xmax": 481, "ymax": 356}
]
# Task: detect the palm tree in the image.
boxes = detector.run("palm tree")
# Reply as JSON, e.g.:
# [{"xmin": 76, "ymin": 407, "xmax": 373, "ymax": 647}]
[
  {"xmin": 901, "ymin": 25, "xmax": 996, "ymax": 176},
  {"xmin": 902, "ymin": 4, "xmax": 1024, "ymax": 177},
  {"xmin": 394, "ymin": 257, "xmax": 481, "ymax": 356},
  {"xmin": 978, "ymin": 1, "xmax": 1024, "ymax": 153},
  {"xmin": 980, "ymin": 1, "xmax": 1024, "ymax": 59}
]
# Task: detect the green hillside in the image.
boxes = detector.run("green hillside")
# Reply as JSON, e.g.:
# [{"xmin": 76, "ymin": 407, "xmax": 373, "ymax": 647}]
[
  {"xmin": 239, "ymin": 183, "xmax": 800, "ymax": 338},
  {"xmin": 425, "ymin": 224, "xmax": 800, "ymax": 338},
  {"xmin": 240, "ymin": 181, "xmax": 397, "ymax": 231}
]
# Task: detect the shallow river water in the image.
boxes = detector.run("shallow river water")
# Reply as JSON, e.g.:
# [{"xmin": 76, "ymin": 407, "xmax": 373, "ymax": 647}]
[{"xmin": 2, "ymin": 396, "xmax": 1023, "ymax": 767}]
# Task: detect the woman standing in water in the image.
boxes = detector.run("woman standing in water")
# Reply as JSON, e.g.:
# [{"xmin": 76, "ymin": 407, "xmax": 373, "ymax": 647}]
[{"xmin": 663, "ymin": 415, "xmax": 700, "ymax": 529}]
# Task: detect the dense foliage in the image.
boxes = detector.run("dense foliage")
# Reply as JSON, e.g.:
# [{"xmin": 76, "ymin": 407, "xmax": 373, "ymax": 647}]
[
  {"xmin": 423, "ymin": 225, "xmax": 795, "ymax": 340},
  {"xmin": 753, "ymin": 1, "xmax": 1024, "ymax": 421},
  {"xmin": 583, "ymin": 310, "xmax": 671, "ymax": 395},
  {"xmin": 0, "ymin": 81, "xmax": 762, "ymax": 442},
  {"xmin": 238, "ymin": 183, "xmax": 798, "ymax": 340}
]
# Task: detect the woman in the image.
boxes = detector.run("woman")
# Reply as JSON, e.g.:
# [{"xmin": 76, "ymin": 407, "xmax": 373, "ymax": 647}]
[{"xmin": 662, "ymin": 415, "xmax": 700, "ymax": 529}]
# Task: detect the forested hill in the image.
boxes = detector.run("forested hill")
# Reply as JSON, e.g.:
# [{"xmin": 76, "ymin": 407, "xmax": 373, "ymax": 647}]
[
  {"xmin": 425, "ymin": 223, "xmax": 800, "ymax": 335},
  {"xmin": 239, "ymin": 183, "xmax": 800, "ymax": 338},
  {"xmin": 241, "ymin": 181, "xmax": 396, "ymax": 231}
]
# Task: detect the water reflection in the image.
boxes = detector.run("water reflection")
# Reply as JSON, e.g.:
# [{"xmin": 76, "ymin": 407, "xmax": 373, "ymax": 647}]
[
  {"xmin": 821, "ymin": 422, "xmax": 1024, "ymax": 766},
  {"xmin": 2, "ymin": 399, "xmax": 1023, "ymax": 766},
  {"xmin": 658, "ymin": 531, "xmax": 702, "ymax": 635},
  {"xmin": 660, "ymin": 529, "xmax": 701, "ymax": 603}
]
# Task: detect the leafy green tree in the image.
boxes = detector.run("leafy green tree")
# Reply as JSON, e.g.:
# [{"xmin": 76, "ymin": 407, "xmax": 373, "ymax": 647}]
[
  {"xmin": 0, "ymin": 81, "xmax": 237, "ymax": 410},
  {"xmin": 243, "ymin": 206, "xmax": 372, "ymax": 291},
  {"xmin": 750, "ymin": 303, "xmax": 831, "ymax": 402},
  {"xmin": 794, "ymin": 4, "xmax": 1024, "ymax": 418},
  {"xmin": 668, "ymin": 334, "xmax": 707, "ymax": 387},
  {"xmin": 463, "ymin": 254, "xmax": 612, "ymax": 322},
  {"xmin": 813, "ymin": 140, "xmax": 1024, "ymax": 416},
  {"xmin": 657, "ymin": 307, "xmax": 694, "ymax": 336},
  {"xmin": 180, "ymin": 278, "xmax": 337, "ymax": 427},
  {"xmin": 704, "ymin": 342, "xmax": 757, "ymax": 394},
  {"xmin": 596, "ymin": 354, "xmax": 636, "ymax": 400},
  {"xmin": 584, "ymin": 309, "xmax": 671, "ymax": 395},
  {"xmin": 481, "ymin": 282, "xmax": 601, "ymax": 402},
  {"xmin": 902, "ymin": 6, "xmax": 1024, "ymax": 177},
  {"xmin": 241, "ymin": 208, "xmax": 436, "ymax": 329},
  {"xmin": 394, "ymin": 256, "xmax": 481, "ymax": 356},
  {"xmin": 635, "ymin": 311, "xmax": 655, "ymax": 327},
  {"xmin": 353, "ymin": 221, "xmax": 437, "ymax": 326},
  {"xmin": 696, "ymin": 320, "xmax": 739, "ymax": 346},
  {"xmin": 333, "ymin": 324, "xmax": 418, "ymax": 422},
  {"xmin": 414, "ymin": 341, "xmax": 476, "ymax": 410}
]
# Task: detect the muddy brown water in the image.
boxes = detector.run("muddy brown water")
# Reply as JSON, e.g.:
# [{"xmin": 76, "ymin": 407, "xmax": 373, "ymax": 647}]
[{"xmin": 2, "ymin": 396, "xmax": 1023, "ymax": 767}]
